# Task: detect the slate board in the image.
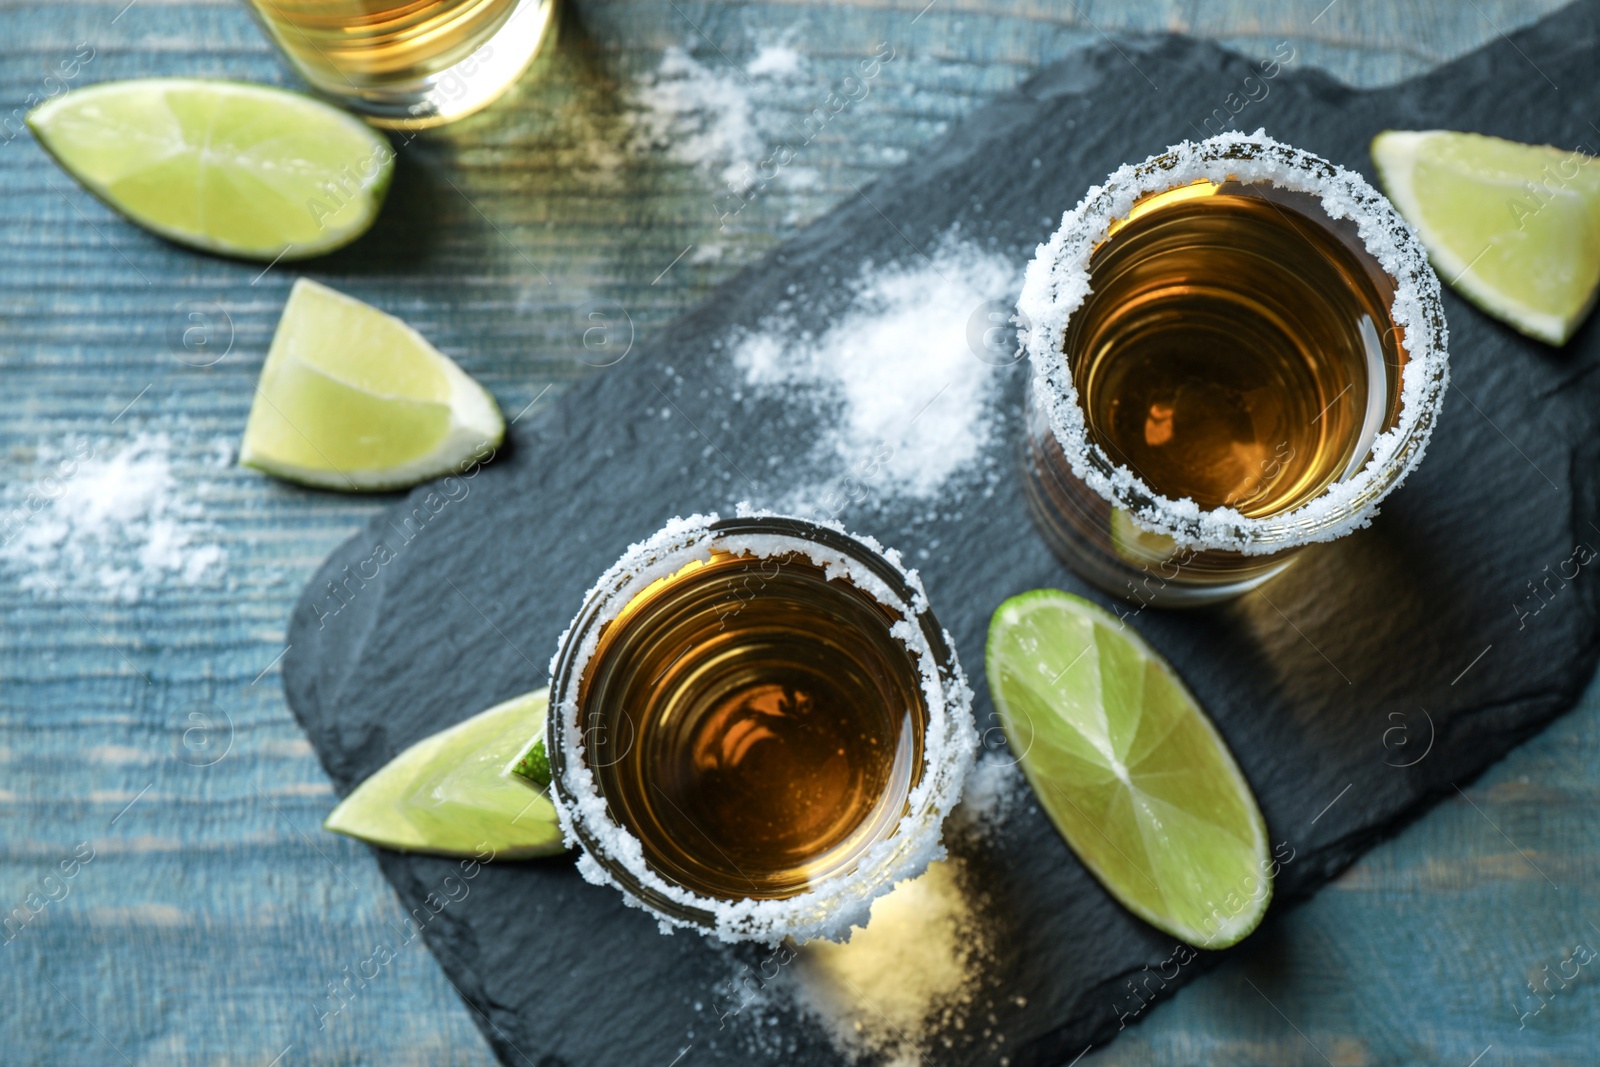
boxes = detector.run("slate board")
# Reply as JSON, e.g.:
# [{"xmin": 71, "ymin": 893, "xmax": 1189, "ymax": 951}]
[{"xmin": 283, "ymin": 5, "xmax": 1600, "ymax": 1065}]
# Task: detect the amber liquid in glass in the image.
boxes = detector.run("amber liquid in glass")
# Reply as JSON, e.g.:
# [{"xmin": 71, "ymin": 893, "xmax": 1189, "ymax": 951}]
[
  {"xmin": 1067, "ymin": 181, "xmax": 1404, "ymax": 517},
  {"xmin": 581, "ymin": 551, "xmax": 924, "ymax": 902},
  {"xmin": 253, "ymin": 0, "xmax": 517, "ymax": 82},
  {"xmin": 246, "ymin": 0, "xmax": 553, "ymax": 127}
]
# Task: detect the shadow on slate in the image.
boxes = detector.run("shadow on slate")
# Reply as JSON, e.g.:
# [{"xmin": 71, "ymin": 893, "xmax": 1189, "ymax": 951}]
[{"xmin": 283, "ymin": 5, "xmax": 1600, "ymax": 1065}]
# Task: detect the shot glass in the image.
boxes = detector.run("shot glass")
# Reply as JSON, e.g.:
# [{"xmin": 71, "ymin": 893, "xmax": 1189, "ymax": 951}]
[
  {"xmin": 546, "ymin": 514, "xmax": 976, "ymax": 943},
  {"xmin": 1018, "ymin": 133, "xmax": 1449, "ymax": 607},
  {"xmin": 245, "ymin": 0, "xmax": 557, "ymax": 129}
]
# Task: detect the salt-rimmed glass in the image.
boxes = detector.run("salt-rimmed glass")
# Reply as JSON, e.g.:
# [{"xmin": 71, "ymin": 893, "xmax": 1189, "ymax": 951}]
[
  {"xmin": 1018, "ymin": 132, "xmax": 1449, "ymax": 606},
  {"xmin": 546, "ymin": 513, "xmax": 976, "ymax": 943}
]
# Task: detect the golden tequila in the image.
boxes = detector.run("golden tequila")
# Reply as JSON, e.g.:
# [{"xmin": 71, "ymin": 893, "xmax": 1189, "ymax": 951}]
[
  {"xmin": 246, "ymin": 0, "xmax": 556, "ymax": 128},
  {"xmin": 547, "ymin": 516, "xmax": 974, "ymax": 942},
  {"xmin": 1021, "ymin": 136, "xmax": 1449, "ymax": 606},
  {"xmin": 583, "ymin": 550, "xmax": 923, "ymax": 901},
  {"xmin": 1069, "ymin": 182, "xmax": 1402, "ymax": 517}
]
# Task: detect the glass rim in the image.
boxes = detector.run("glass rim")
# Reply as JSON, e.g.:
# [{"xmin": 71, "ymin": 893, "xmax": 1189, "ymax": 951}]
[
  {"xmin": 1017, "ymin": 131, "xmax": 1450, "ymax": 556},
  {"xmin": 545, "ymin": 511, "xmax": 976, "ymax": 944}
]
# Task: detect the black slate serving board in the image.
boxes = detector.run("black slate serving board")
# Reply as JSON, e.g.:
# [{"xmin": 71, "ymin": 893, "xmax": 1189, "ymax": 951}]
[{"xmin": 284, "ymin": 6, "xmax": 1600, "ymax": 1065}]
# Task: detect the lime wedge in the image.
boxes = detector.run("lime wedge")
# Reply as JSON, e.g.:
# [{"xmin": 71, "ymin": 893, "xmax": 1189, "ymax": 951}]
[
  {"xmin": 240, "ymin": 278, "xmax": 504, "ymax": 491},
  {"xmin": 323, "ymin": 687, "xmax": 567, "ymax": 860},
  {"xmin": 1371, "ymin": 129, "xmax": 1600, "ymax": 346},
  {"xmin": 28, "ymin": 78, "xmax": 392, "ymax": 261},
  {"xmin": 986, "ymin": 590, "xmax": 1271, "ymax": 948}
]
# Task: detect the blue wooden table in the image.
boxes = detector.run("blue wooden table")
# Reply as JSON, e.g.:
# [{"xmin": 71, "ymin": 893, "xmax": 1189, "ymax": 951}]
[{"xmin": 2, "ymin": 2, "xmax": 1595, "ymax": 1064}]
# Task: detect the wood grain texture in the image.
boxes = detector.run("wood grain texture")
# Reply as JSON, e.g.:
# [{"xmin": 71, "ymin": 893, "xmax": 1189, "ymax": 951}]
[{"xmin": 1, "ymin": 1, "xmax": 1594, "ymax": 1065}]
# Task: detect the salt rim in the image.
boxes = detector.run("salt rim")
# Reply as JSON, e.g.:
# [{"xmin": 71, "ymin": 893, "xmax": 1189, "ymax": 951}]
[
  {"xmin": 1017, "ymin": 129, "xmax": 1450, "ymax": 555},
  {"xmin": 545, "ymin": 512, "xmax": 978, "ymax": 945}
]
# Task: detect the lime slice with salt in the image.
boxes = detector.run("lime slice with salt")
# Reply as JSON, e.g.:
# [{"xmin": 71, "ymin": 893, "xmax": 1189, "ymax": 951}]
[
  {"xmin": 240, "ymin": 278, "xmax": 504, "ymax": 491},
  {"xmin": 1371, "ymin": 129, "xmax": 1600, "ymax": 346},
  {"xmin": 324, "ymin": 688, "xmax": 566, "ymax": 859},
  {"xmin": 986, "ymin": 589, "xmax": 1271, "ymax": 948},
  {"xmin": 28, "ymin": 78, "xmax": 392, "ymax": 260}
]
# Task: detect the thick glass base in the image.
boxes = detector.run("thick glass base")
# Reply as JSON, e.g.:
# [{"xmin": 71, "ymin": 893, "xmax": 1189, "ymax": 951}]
[{"xmin": 1022, "ymin": 383, "xmax": 1299, "ymax": 608}]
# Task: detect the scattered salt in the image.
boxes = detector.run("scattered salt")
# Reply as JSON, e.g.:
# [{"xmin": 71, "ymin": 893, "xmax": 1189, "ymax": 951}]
[
  {"xmin": 787, "ymin": 859, "xmax": 989, "ymax": 1065},
  {"xmin": 0, "ymin": 433, "xmax": 226, "ymax": 602},
  {"xmin": 732, "ymin": 241, "xmax": 1019, "ymax": 508},
  {"xmin": 745, "ymin": 43, "xmax": 804, "ymax": 79},
  {"xmin": 950, "ymin": 752, "xmax": 1027, "ymax": 842},
  {"xmin": 627, "ymin": 43, "xmax": 810, "ymax": 194}
]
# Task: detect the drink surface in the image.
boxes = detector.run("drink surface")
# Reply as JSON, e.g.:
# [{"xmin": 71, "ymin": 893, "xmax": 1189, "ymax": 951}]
[
  {"xmin": 248, "ymin": 0, "xmax": 520, "ymax": 88},
  {"xmin": 1069, "ymin": 182, "xmax": 1404, "ymax": 517},
  {"xmin": 582, "ymin": 551, "xmax": 925, "ymax": 902}
]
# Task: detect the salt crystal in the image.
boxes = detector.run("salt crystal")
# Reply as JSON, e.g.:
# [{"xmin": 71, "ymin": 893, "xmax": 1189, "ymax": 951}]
[
  {"xmin": 731, "ymin": 240, "xmax": 1019, "ymax": 508},
  {"xmin": 950, "ymin": 752, "xmax": 1025, "ymax": 842},
  {"xmin": 787, "ymin": 858, "xmax": 989, "ymax": 1064},
  {"xmin": 627, "ymin": 43, "xmax": 811, "ymax": 195},
  {"xmin": 745, "ymin": 44, "xmax": 804, "ymax": 79},
  {"xmin": 0, "ymin": 433, "xmax": 226, "ymax": 602}
]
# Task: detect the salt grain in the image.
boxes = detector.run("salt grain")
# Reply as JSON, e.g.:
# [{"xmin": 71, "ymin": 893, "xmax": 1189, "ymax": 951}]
[
  {"xmin": 788, "ymin": 859, "xmax": 988, "ymax": 1065},
  {"xmin": 950, "ymin": 752, "xmax": 1026, "ymax": 842},
  {"xmin": 745, "ymin": 43, "xmax": 804, "ymax": 79},
  {"xmin": 627, "ymin": 43, "xmax": 809, "ymax": 194},
  {"xmin": 0, "ymin": 433, "xmax": 226, "ymax": 602},
  {"xmin": 732, "ymin": 241, "xmax": 1019, "ymax": 507}
]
